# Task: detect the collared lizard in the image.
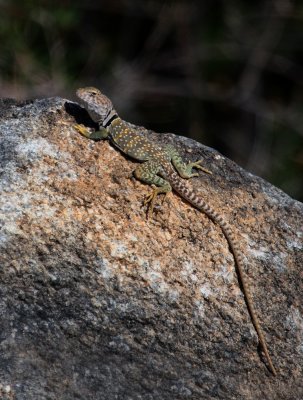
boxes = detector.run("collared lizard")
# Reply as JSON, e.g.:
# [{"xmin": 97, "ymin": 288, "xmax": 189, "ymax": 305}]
[{"xmin": 74, "ymin": 86, "xmax": 277, "ymax": 376}]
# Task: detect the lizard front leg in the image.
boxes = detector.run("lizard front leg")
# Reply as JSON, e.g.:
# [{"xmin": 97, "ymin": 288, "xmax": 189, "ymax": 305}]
[
  {"xmin": 74, "ymin": 124, "xmax": 109, "ymax": 140},
  {"xmin": 134, "ymin": 161, "xmax": 172, "ymax": 219},
  {"xmin": 166, "ymin": 145, "xmax": 212, "ymax": 178}
]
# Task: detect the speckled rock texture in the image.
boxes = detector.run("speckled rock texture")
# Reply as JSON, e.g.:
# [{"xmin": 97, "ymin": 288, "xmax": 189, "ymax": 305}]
[{"xmin": 0, "ymin": 96, "xmax": 302, "ymax": 400}]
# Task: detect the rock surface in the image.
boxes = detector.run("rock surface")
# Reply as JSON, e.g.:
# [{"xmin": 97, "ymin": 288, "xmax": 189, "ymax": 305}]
[{"xmin": 0, "ymin": 96, "xmax": 302, "ymax": 400}]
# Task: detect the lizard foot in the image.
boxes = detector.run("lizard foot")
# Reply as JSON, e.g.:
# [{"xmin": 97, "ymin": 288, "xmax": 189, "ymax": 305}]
[
  {"xmin": 74, "ymin": 124, "xmax": 93, "ymax": 138},
  {"xmin": 185, "ymin": 160, "xmax": 212, "ymax": 177},
  {"xmin": 144, "ymin": 187, "xmax": 169, "ymax": 219}
]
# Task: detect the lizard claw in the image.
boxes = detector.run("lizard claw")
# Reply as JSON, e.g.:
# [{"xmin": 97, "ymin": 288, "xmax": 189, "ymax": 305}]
[
  {"xmin": 188, "ymin": 160, "xmax": 212, "ymax": 175},
  {"xmin": 74, "ymin": 124, "xmax": 94, "ymax": 138},
  {"xmin": 144, "ymin": 187, "xmax": 168, "ymax": 219},
  {"xmin": 144, "ymin": 190, "xmax": 157, "ymax": 219}
]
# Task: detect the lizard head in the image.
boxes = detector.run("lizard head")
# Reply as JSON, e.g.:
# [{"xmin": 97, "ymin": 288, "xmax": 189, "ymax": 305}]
[{"xmin": 76, "ymin": 87, "xmax": 114, "ymax": 124}]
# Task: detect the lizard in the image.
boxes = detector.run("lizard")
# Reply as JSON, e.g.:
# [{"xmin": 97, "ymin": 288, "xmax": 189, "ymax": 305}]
[{"xmin": 74, "ymin": 86, "xmax": 277, "ymax": 376}]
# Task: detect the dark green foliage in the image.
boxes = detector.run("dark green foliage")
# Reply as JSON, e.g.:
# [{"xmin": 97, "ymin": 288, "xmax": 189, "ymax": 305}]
[{"xmin": 0, "ymin": 0, "xmax": 302, "ymax": 200}]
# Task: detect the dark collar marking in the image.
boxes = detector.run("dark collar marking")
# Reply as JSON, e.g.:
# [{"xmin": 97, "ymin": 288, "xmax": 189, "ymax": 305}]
[{"xmin": 103, "ymin": 113, "xmax": 118, "ymax": 128}]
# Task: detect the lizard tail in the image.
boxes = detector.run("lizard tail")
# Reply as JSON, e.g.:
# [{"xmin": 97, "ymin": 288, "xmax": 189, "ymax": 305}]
[{"xmin": 167, "ymin": 169, "xmax": 277, "ymax": 376}]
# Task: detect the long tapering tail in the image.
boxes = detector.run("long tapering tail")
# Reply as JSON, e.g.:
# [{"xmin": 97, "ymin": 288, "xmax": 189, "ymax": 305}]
[{"xmin": 166, "ymin": 169, "xmax": 277, "ymax": 375}]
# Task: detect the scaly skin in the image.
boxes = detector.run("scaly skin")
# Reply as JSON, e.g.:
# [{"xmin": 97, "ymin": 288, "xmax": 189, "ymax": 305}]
[{"xmin": 75, "ymin": 86, "xmax": 277, "ymax": 376}]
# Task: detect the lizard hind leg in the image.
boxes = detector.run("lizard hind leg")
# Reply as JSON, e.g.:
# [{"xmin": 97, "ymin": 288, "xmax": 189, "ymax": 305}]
[
  {"xmin": 166, "ymin": 145, "xmax": 212, "ymax": 178},
  {"xmin": 134, "ymin": 161, "xmax": 172, "ymax": 219}
]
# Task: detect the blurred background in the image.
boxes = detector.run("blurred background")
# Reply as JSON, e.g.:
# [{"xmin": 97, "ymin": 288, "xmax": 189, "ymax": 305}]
[{"xmin": 0, "ymin": 0, "xmax": 302, "ymax": 200}]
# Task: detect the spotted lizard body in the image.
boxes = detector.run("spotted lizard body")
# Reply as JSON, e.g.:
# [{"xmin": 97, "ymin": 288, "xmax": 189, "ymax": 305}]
[{"xmin": 75, "ymin": 86, "xmax": 277, "ymax": 376}]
